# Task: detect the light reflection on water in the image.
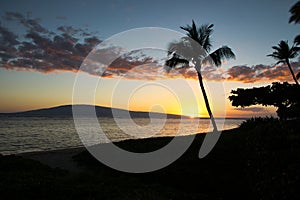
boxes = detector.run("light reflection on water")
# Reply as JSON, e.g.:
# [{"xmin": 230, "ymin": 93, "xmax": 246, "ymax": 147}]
[{"xmin": 0, "ymin": 117, "xmax": 244, "ymax": 155}]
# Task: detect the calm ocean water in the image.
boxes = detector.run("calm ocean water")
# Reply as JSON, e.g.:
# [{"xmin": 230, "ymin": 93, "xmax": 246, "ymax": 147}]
[{"xmin": 0, "ymin": 117, "xmax": 245, "ymax": 155}]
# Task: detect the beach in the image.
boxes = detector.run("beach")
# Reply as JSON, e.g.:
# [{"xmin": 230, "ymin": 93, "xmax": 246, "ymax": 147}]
[
  {"xmin": 1, "ymin": 119, "xmax": 299, "ymax": 199},
  {"xmin": 19, "ymin": 147, "xmax": 85, "ymax": 172}
]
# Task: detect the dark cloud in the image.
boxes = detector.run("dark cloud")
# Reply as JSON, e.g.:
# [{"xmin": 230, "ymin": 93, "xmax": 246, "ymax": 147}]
[
  {"xmin": 0, "ymin": 12, "xmax": 102, "ymax": 73},
  {"xmin": 0, "ymin": 12, "xmax": 223, "ymax": 80},
  {"xmin": 0, "ymin": 25, "xmax": 19, "ymax": 47},
  {"xmin": 57, "ymin": 26, "xmax": 87, "ymax": 36},
  {"xmin": 99, "ymin": 52, "xmax": 300, "ymax": 82},
  {"xmin": 4, "ymin": 12, "xmax": 49, "ymax": 34},
  {"xmin": 226, "ymin": 60, "xmax": 300, "ymax": 83},
  {"xmin": 0, "ymin": 12, "xmax": 299, "ymax": 83}
]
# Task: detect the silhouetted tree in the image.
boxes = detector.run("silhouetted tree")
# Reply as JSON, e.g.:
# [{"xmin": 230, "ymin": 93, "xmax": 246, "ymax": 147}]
[
  {"xmin": 165, "ymin": 20, "xmax": 235, "ymax": 131},
  {"xmin": 288, "ymin": 1, "xmax": 300, "ymax": 80},
  {"xmin": 229, "ymin": 82, "xmax": 300, "ymax": 120},
  {"xmin": 289, "ymin": 1, "xmax": 300, "ymax": 24},
  {"xmin": 289, "ymin": 1, "xmax": 300, "ymax": 45},
  {"xmin": 267, "ymin": 40, "xmax": 300, "ymax": 85}
]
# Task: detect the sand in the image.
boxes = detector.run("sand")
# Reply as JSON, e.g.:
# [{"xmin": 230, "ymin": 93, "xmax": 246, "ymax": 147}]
[{"xmin": 19, "ymin": 147, "xmax": 85, "ymax": 172}]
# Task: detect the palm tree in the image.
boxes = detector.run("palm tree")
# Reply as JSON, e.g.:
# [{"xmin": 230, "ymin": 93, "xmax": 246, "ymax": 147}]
[
  {"xmin": 267, "ymin": 40, "xmax": 300, "ymax": 85},
  {"xmin": 165, "ymin": 20, "xmax": 235, "ymax": 132}
]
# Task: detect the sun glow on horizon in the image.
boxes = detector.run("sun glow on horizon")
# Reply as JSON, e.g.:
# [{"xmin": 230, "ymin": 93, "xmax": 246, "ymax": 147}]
[
  {"xmin": 0, "ymin": 68, "xmax": 277, "ymax": 118},
  {"xmin": 94, "ymin": 78, "xmax": 217, "ymax": 118},
  {"xmin": 186, "ymin": 113, "xmax": 200, "ymax": 118}
]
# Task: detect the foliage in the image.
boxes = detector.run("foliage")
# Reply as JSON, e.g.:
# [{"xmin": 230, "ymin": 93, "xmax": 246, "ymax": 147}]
[
  {"xmin": 267, "ymin": 41, "xmax": 300, "ymax": 65},
  {"xmin": 289, "ymin": 1, "xmax": 300, "ymax": 52},
  {"xmin": 289, "ymin": 1, "xmax": 300, "ymax": 24},
  {"xmin": 238, "ymin": 116, "xmax": 281, "ymax": 129},
  {"xmin": 229, "ymin": 82, "xmax": 300, "ymax": 119},
  {"xmin": 165, "ymin": 20, "xmax": 235, "ymax": 70},
  {"xmin": 267, "ymin": 40, "xmax": 300, "ymax": 84},
  {"xmin": 235, "ymin": 118, "xmax": 300, "ymax": 199},
  {"xmin": 295, "ymin": 34, "xmax": 300, "ymax": 45}
]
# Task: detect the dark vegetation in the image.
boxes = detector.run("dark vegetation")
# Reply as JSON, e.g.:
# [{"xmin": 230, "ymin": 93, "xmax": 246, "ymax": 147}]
[
  {"xmin": 228, "ymin": 0, "xmax": 300, "ymax": 121},
  {"xmin": 229, "ymin": 82, "xmax": 300, "ymax": 120},
  {"xmin": 1, "ymin": 118, "xmax": 300, "ymax": 199}
]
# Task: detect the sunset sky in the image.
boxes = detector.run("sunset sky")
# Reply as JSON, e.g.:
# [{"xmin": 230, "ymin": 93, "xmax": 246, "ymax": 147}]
[{"xmin": 0, "ymin": 0, "xmax": 299, "ymax": 118}]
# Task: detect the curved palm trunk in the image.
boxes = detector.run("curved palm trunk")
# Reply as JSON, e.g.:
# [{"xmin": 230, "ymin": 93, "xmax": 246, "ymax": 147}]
[
  {"xmin": 197, "ymin": 71, "xmax": 218, "ymax": 132},
  {"xmin": 286, "ymin": 59, "xmax": 299, "ymax": 85}
]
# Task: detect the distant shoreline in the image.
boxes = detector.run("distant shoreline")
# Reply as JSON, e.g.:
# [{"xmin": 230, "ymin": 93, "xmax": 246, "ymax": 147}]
[{"xmin": 0, "ymin": 104, "xmax": 250, "ymax": 120}]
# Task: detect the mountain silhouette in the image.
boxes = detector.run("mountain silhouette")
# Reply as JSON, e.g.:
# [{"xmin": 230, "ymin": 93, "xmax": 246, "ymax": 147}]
[{"xmin": 0, "ymin": 105, "xmax": 186, "ymax": 118}]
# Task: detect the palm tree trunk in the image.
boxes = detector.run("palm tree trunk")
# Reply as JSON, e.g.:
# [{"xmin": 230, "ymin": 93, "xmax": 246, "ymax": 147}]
[
  {"xmin": 197, "ymin": 71, "xmax": 218, "ymax": 132},
  {"xmin": 286, "ymin": 59, "xmax": 299, "ymax": 85}
]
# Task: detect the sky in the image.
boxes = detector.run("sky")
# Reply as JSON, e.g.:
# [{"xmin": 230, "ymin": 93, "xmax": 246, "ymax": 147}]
[{"xmin": 0, "ymin": 0, "xmax": 299, "ymax": 118}]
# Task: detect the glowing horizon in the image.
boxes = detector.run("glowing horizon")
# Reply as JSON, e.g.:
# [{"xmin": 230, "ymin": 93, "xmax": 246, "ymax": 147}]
[{"xmin": 0, "ymin": 69, "xmax": 278, "ymax": 118}]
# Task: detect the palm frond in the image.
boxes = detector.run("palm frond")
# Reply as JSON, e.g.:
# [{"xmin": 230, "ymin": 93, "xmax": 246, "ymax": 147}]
[
  {"xmin": 278, "ymin": 40, "xmax": 290, "ymax": 52},
  {"xmin": 192, "ymin": 20, "xmax": 198, "ymax": 38},
  {"xmin": 207, "ymin": 46, "xmax": 235, "ymax": 67},
  {"xmin": 275, "ymin": 60, "xmax": 285, "ymax": 65},
  {"xmin": 294, "ymin": 34, "xmax": 300, "ymax": 45},
  {"xmin": 267, "ymin": 40, "xmax": 298, "ymax": 60},
  {"xmin": 289, "ymin": 46, "xmax": 300, "ymax": 58},
  {"xmin": 294, "ymin": 35, "xmax": 300, "ymax": 45},
  {"xmin": 297, "ymin": 72, "xmax": 300, "ymax": 80},
  {"xmin": 165, "ymin": 53, "xmax": 189, "ymax": 72},
  {"xmin": 289, "ymin": 1, "xmax": 300, "ymax": 24},
  {"xmin": 167, "ymin": 36, "xmax": 207, "ymax": 62},
  {"xmin": 199, "ymin": 24, "xmax": 214, "ymax": 52},
  {"xmin": 267, "ymin": 52, "xmax": 283, "ymax": 60},
  {"xmin": 168, "ymin": 20, "xmax": 235, "ymax": 71},
  {"xmin": 180, "ymin": 20, "xmax": 214, "ymax": 52},
  {"xmin": 180, "ymin": 20, "xmax": 200, "ymax": 43}
]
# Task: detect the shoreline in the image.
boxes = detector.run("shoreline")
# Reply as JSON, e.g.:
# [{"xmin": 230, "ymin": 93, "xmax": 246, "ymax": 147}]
[
  {"xmin": 2, "ymin": 127, "xmax": 240, "ymax": 156},
  {"xmin": 18, "ymin": 146, "xmax": 85, "ymax": 172},
  {"xmin": 5, "ymin": 129, "xmax": 235, "ymax": 171},
  {"xmin": 5, "ymin": 131, "xmax": 205, "ymax": 171}
]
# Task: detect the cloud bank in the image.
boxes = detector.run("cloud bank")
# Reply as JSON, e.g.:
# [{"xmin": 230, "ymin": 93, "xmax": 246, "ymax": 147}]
[
  {"xmin": 226, "ymin": 62, "xmax": 300, "ymax": 83},
  {"xmin": 0, "ymin": 12, "xmax": 100, "ymax": 73},
  {"xmin": 1, "ymin": 12, "xmax": 299, "ymax": 83}
]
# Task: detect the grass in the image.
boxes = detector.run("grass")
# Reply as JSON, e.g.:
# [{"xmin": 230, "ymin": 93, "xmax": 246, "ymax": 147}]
[{"xmin": 1, "ymin": 118, "xmax": 300, "ymax": 199}]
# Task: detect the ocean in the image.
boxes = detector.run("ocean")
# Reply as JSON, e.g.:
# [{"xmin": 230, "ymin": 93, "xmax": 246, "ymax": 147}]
[{"xmin": 0, "ymin": 117, "xmax": 245, "ymax": 155}]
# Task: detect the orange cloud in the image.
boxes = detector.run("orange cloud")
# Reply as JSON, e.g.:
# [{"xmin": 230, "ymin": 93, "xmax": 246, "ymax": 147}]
[
  {"xmin": 226, "ymin": 61, "xmax": 300, "ymax": 83},
  {"xmin": 1, "ymin": 12, "xmax": 299, "ymax": 84}
]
